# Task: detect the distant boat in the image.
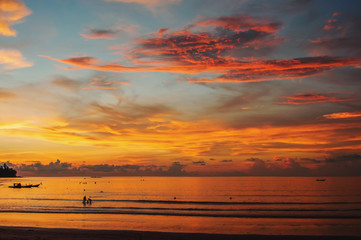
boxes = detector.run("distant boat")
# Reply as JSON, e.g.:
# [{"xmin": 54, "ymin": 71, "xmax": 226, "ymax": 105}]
[
  {"xmin": 316, "ymin": 179, "xmax": 326, "ymax": 181},
  {"xmin": 8, "ymin": 183, "xmax": 41, "ymax": 188}
]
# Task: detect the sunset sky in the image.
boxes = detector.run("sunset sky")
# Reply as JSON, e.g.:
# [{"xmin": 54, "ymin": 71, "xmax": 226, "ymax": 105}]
[{"xmin": 1, "ymin": 0, "xmax": 361, "ymax": 176}]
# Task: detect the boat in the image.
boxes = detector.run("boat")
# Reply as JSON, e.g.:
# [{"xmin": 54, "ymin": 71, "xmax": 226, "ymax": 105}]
[
  {"xmin": 8, "ymin": 183, "xmax": 41, "ymax": 188},
  {"xmin": 316, "ymin": 179, "xmax": 326, "ymax": 181},
  {"xmin": 9, "ymin": 183, "xmax": 32, "ymax": 188}
]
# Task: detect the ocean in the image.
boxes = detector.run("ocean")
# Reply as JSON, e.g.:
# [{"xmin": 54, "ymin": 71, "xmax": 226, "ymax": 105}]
[{"xmin": 0, "ymin": 176, "xmax": 360, "ymax": 236}]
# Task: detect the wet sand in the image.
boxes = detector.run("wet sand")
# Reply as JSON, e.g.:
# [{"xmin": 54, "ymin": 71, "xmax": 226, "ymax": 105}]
[{"xmin": 0, "ymin": 226, "xmax": 360, "ymax": 240}]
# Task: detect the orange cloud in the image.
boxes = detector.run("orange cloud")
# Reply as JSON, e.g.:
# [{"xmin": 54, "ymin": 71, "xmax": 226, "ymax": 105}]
[
  {"xmin": 39, "ymin": 55, "xmax": 146, "ymax": 72},
  {"xmin": 323, "ymin": 111, "xmax": 361, "ymax": 119},
  {"xmin": 0, "ymin": 89, "xmax": 16, "ymax": 99},
  {"xmin": 0, "ymin": 49, "xmax": 33, "ymax": 70},
  {"xmin": 41, "ymin": 13, "xmax": 361, "ymax": 83},
  {"xmin": 41, "ymin": 54, "xmax": 361, "ymax": 83},
  {"xmin": 0, "ymin": 0, "xmax": 31, "ymax": 36},
  {"xmin": 189, "ymin": 57, "xmax": 361, "ymax": 83}
]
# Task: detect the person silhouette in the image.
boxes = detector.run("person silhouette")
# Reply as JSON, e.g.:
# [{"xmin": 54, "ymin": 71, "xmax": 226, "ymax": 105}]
[{"xmin": 83, "ymin": 196, "xmax": 86, "ymax": 205}]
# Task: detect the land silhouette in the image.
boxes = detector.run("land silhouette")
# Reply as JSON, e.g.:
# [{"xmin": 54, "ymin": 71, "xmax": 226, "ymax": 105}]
[{"xmin": 0, "ymin": 163, "xmax": 17, "ymax": 177}]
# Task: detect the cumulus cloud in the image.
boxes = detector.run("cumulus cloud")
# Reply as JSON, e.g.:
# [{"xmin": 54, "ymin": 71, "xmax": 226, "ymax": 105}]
[
  {"xmin": 0, "ymin": 0, "xmax": 31, "ymax": 36},
  {"xmin": 247, "ymin": 157, "xmax": 310, "ymax": 176},
  {"xmin": 18, "ymin": 159, "xmax": 76, "ymax": 176},
  {"xmin": 0, "ymin": 49, "xmax": 33, "ymax": 70}
]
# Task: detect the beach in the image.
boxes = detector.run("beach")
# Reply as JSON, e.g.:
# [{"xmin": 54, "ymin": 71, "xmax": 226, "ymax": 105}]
[{"xmin": 1, "ymin": 226, "xmax": 361, "ymax": 240}]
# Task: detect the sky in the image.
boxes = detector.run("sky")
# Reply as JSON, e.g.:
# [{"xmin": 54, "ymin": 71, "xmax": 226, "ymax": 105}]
[{"xmin": 1, "ymin": 0, "xmax": 361, "ymax": 176}]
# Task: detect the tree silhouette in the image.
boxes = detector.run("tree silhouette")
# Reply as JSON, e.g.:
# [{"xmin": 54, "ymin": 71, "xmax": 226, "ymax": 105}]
[{"xmin": 0, "ymin": 163, "xmax": 17, "ymax": 177}]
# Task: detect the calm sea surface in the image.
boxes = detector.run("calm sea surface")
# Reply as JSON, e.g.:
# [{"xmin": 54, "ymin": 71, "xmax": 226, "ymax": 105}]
[{"xmin": 0, "ymin": 176, "xmax": 360, "ymax": 236}]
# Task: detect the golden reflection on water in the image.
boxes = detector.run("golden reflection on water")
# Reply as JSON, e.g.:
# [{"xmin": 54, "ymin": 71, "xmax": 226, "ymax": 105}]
[{"xmin": 0, "ymin": 176, "xmax": 361, "ymax": 236}]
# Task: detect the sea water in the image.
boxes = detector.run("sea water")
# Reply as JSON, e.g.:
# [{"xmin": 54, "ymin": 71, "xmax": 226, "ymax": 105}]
[{"xmin": 0, "ymin": 176, "xmax": 360, "ymax": 236}]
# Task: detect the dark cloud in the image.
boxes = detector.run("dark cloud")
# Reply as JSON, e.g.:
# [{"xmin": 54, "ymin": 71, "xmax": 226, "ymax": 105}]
[
  {"xmin": 246, "ymin": 154, "xmax": 361, "ymax": 176},
  {"xmin": 18, "ymin": 159, "xmax": 77, "ymax": 176},
  {"xmin": 220, "ymin": 159, "xmax": 232, "ymax": 162},
  {"xmin": 166, "ymin": 162, "xmax": 186, "ymax": 175},
  {"xmin": 80, "ymin": 29, "xmax": 118, "ymax": 40},
  {"xmin": 9, "ymin": 153, "xmax": 361, "ymax": 177},
  {"xmin": 245, "ymin": 158, "xmax": 262, "ymax": 162},
  {"xmin": 15, "ymin": 159, "xmax": 188, "ymax": 176},
  {"xmin": 192, "ymin": 160, "xmax": 206, "ymax": 165},
  {"xmin": 247, "ymin": 158, "xmax": 311, "ymax": 176},
  {"xmin": 325, "ymin": 154, "xmax": 361, "ymax": 163},
  {"xmin": 300, "ymin": 158, "xmax": 321, "ymax": 163},
  {"xmin": 316, "ymin": 154, "xmax": 361, "ymax": 176}
]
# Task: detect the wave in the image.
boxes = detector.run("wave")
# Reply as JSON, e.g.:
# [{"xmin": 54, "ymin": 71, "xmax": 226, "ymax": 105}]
[
  {"xmin": 33, "ymin": 206, "xmax": 361, "ymax": 212},
  {"xmin": 1, "ymin": 197, "xmax": 361, "ymax": 205},
  {"xmin": 1, "ymin": 208, "xmax": 361, "ymax": 219}
]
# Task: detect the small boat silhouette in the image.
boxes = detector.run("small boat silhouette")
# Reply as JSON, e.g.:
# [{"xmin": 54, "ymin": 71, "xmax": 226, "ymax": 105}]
[
  {"xmin": 316, "ymin": 179, "xmax": 326, "ymax": 181},
  {"xmin": 8, "ymin": 183, "xmax": 41, "ymax": 188},
  {"xmin": 9, "ymin": 183, "xmax": 32, "ymax": 188}
]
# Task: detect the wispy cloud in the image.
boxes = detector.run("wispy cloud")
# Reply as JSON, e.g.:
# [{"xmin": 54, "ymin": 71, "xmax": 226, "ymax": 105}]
[
  {"xmin": 0, "ymin": 49, "xmax": 32, "ymax": 70},
  {"xmin": 80, "ymin": 28, "xmax": 118, "ymax": 40},
  {"xmin": 104, "ymin": 0, "xmax": 181, "ymax": 10},
  {"xmin": 279, "ymin": 93, "xmax": 360, "ymax": 105},
  {"xmin": 82, "ymin": 75, "xmax": 131, "ymax": 90},
  {"xmin": 0, "ymin": 88, "xmax": 16, "ymax": 99},
  {"xmin": 0, "ymin": 0, "xmax": 31, "ymax": 36}
]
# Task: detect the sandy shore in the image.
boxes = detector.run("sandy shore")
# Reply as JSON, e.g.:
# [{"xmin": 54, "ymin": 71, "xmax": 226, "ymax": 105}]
[{"xmin": 0, "ymin": 226, "xmax": 360, "ymax": 240}]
